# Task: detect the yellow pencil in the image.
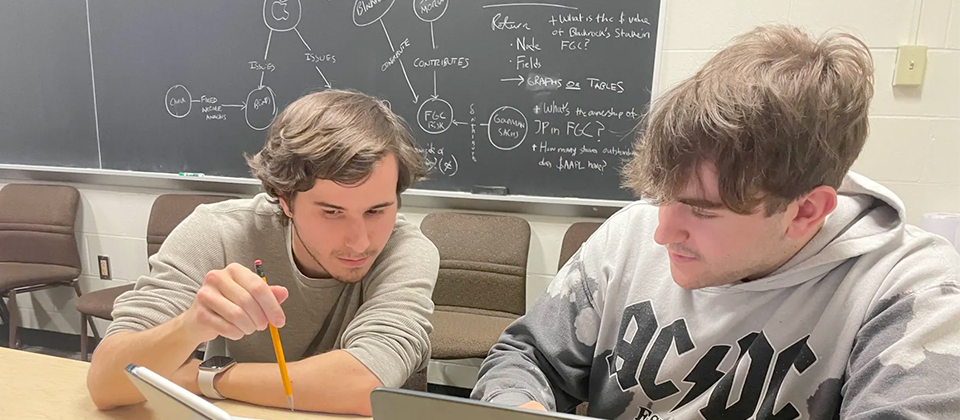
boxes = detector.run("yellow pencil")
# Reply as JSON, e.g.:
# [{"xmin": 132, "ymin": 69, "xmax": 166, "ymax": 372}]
[{"xmin": 254, "ymin": 259, "xmax": 294, "ymax": 411}]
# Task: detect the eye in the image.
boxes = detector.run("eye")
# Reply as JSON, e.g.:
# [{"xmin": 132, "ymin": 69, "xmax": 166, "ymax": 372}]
[
  {"xmin": 322, "ymin": 209, "xmax": 342, "ymax": 217},
  {"xmin": 690, "ymin": 207, "xmax": 717, "ymax": 220},
  {"xmin": 366, "ymin": 209, "xmax": 384, "ymax": 216}
]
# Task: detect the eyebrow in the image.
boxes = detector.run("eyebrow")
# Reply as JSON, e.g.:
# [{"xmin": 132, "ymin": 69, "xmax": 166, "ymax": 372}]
[
  {"xmin": 677, "ymin": 198, "xmax": 725, "ymax": 209},
  {"xmin": 315, "ymin": 201, "xmax": 396, "ymax": 211}
]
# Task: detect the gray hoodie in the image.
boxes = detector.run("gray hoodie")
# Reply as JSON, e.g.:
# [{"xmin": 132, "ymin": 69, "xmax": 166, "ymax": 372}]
[{"xmin": 473, "ymin": 173, "xmax": 960, "ymax": 419}]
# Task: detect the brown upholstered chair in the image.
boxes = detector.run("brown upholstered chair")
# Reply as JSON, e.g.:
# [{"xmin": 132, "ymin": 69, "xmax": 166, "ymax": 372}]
[
  {"xmin": 558, "ymin": 222, "xmax": 603, "ymax": 270},
  {"xmin": 74, "ymin": 194, "xmax": 232, "ymax": 360},
  {"xmin": 419, "ymin": 212, "xmax": 531, "ymax": 361},
  {"xmin": 0, "ymin": 184, "xmax": 84, "ymax": 349}
]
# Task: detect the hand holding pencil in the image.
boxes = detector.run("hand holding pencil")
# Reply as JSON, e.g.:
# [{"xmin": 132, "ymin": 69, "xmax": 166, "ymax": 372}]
[
  {"xmin": 255, "ymin": 259, "xmax": 295, "ymax": 411},
  {"xmin": 178, "ymin": 259, "xmax": 293, "ymax": 409},
  {"xmin": 181, "ymin": 262, "xmax": 289, "ymax": 344}
]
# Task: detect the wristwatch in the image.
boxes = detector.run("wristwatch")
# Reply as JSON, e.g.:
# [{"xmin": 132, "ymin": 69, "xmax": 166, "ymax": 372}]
[{"xmin": 198, "ymin": 356, "xmax": 237, "ymax": 399}]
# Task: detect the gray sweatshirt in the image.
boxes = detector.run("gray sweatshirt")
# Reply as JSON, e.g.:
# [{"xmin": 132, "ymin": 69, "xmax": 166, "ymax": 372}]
[
  {"xmin": 473, "ymin": 173, "xmax": 960, "ymax": 419},
  {"xmin": 105, "ymin": 193, "xmax": 439, "ymax": 388}
]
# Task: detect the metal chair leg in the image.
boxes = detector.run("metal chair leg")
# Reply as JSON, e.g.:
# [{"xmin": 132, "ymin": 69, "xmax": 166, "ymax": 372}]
[
  {"xmin": 88, "ymin": 318, "xmax": 100, "ymax": 341},
  {"xmin": 7, "ymin": 290, "xmax": 19, "ymax": 349},
  {"xmin": 71, "ymin": 282, "xmax": 101, "ymax": 340},
  {"xmin": 80, "ymin": 313, "xmax": 89, "ymax": 362},
  {"xmin": 0, "ymin": 298, "xmax": 9, "ymax": 326}
]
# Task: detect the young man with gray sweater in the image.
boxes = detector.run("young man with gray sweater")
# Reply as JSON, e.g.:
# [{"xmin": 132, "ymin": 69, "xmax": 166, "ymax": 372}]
[
  {"xmin": 87, "ymin": 90, "xmax": 440, "ymax": 416},
  {"xmin": 473, "ymin": 26, "xmax": 960, "ymax": 419}
]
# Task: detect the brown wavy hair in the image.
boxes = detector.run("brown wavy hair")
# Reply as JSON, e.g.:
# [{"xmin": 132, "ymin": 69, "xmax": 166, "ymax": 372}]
[
  {"xmin": 623, "ymin": 25, "xmax": 874, "ymax": 215},
  {"xmin": 247, "ymin": 89, "xmax": 427, "ymax": 222}
]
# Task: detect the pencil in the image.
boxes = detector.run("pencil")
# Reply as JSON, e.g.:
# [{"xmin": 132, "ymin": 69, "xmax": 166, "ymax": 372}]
[{"xmin": 254, "ymin": 259, "xmax": 295, "ymax": 411}]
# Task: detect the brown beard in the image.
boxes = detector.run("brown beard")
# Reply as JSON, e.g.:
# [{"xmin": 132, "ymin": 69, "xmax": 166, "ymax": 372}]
[{"xmin": 291, "ymin": 221, "xmax": 376, "ymax": 282}]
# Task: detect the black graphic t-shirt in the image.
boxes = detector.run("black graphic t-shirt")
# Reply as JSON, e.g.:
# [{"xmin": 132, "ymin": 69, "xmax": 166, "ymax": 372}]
[{"xmin": 473, "ymin": 173, "xmax": 960, "ymax": 419}]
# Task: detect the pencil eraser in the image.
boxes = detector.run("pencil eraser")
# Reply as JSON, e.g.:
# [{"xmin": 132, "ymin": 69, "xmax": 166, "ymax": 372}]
[{"xmin": 254, "ymin": 259, "xmax": 262, "ymax": 266}]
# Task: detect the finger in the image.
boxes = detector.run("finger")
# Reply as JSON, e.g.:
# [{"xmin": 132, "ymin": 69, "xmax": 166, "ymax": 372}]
[
  {"xmin": 196, "ymin": 284, "xmax": 258, "ymax": 335},
  {"xmin": 271, "ymin": 285, "xmax": 289, "ymax": 305},
  {"xmin": 194, "ymin": 305, "xmax": 245, "ymax": 341},
  {"xmin": 228, "ymin": 264, "xmax": 286, "ymax": 328},
  {"xmin": 519, "ymin": 401, "xmax": 547, "ymax": 412},
  {"xmin": 214, "ymin": 271, "xmax": 270, "ymax": 331}
]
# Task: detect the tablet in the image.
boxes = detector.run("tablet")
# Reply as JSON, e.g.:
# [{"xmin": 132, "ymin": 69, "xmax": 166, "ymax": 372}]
[
  {"xmin": 370, "ymin": 387, "xmax": 591, "ymax": 420},
  {"xmin": 124, "ymin": 364, "xmax": 260, "ymax": 420}
]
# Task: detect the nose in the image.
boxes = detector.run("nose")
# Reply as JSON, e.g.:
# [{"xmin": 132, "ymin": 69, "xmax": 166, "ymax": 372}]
[
  {"xmin": 344, "ymin": 217, "xmax": 370, "ymax": 253},
  {"xmin": 654, "ymin": 204, "xmax": 689, "ymax": 246}
]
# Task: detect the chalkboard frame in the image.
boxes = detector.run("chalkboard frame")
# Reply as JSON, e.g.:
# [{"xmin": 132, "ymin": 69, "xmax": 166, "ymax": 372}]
[{"xmin": 0, "ymin": 163, "xmax": 631, "ymax": 218}]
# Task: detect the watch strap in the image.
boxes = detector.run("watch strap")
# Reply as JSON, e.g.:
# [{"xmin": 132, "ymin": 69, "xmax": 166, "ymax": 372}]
[{"xmin": 198, "ymin": 368, "xmax": 226, "ymax": 399}]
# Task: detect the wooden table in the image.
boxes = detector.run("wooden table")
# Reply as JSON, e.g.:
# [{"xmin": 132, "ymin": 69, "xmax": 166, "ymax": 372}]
[{"xmin": 0, "ymin": 347, "xmax": 368, "ymax": 420}]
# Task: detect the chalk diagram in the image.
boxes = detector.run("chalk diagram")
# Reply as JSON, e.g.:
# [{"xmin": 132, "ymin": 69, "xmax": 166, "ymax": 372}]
[
  {"xmin": 361, "ymin": 0, "xmax": 532, "ymax": 157},
  {"xmin": 416, "ymin": 74, "xmax": 528, "ymax": 152},
  {"xmin": 162, "ymin": 0, "xmax": 534, "ymax": 176},
  {"xmin": 164, "ymin": 0, "xmax": 330, "ymax": 130},
  {"xmin": 415, "ymin": 71, "xmax": 462, "ymax": 177},
  {"xmin": 356, "ymin": 0, "xmax": 419, "ymax": 103}
]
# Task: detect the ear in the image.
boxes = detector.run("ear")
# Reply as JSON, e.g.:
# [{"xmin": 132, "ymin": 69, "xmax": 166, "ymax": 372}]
[
  {"xmin": 785, "ymin": 185, "xmax": 837, "ymax": 239},
  {"xmin": 278, "ymin": 196, "xmax": 293, "ymax": 218}
]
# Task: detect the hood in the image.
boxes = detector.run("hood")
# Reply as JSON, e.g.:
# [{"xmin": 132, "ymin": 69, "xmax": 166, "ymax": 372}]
[{"xmin": 727, "ymin": 172, "xmax": 905, "ymax": 292}]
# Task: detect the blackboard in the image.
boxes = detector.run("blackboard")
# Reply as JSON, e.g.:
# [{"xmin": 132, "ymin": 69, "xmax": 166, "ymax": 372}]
[
  {"xmin": 0, "ymin": 0, "xmax": 662, "ymax": 201},
  {"xmin": 0, "ymin": 1, "xmax": 100, "ymax": 168}
]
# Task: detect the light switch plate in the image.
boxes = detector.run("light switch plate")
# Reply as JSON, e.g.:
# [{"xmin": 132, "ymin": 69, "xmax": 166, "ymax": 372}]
[{"xmin": 893, "ymin": 45, "xmax": 927, "ymax": 87}]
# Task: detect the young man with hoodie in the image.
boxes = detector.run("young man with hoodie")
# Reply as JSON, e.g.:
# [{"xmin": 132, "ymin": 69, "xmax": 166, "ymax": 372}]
[{"xmin": 472, "ymin": 25, "xmax": 960, "ymax": 419}]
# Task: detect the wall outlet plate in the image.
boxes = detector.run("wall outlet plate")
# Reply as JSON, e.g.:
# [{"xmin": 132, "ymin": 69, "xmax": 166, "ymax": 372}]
[{"xmin": 98, "ymin": 255, "xmax": 112, "ymax": 280}]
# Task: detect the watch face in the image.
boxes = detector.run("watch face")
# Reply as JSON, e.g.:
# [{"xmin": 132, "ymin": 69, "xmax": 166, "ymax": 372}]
[{"xmin": 199, "ymin": 356, "xmax": 236, "ymax": 371}]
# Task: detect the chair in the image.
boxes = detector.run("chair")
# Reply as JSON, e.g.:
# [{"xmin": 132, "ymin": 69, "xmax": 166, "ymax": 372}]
[
  {"xmin": 419, "ymin": 212, "xmax": 531, "ymax": 361},
  {"xmin": 0, "ymin": 184, "xmax": 84, "ymax": 349},
  {"xmin": 558, "ymin": 222, "xmax": 603, "ymax": 269},
  {"xmin": 74, "ymin": 194, "xmax": 232, "ymax": 360}
]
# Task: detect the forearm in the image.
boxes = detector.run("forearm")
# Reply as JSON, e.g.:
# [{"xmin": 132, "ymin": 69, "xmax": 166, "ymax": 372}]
[
  {"xmin": 474, "ymin": 340, "xmax": 557, "ymax": 409},
  {"xmin": 473, "ymin": 284, "xmax": 598, "ymax": 411},
  {"xmin": 475, "ymin": 252, "xmax": 602, "ymax": 412},
  {"xmin": 217, "ymin": 350, "xmax": 382, "ymax": 416},
  {"xmin": 87, "ymin": 314, "xmax": 202, "ymax": 409}
]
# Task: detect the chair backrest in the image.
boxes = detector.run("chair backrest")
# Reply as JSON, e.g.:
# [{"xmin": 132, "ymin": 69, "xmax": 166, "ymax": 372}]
[
  {"xmin": 420, "ymin": 212, "xmax": 531, "ymax": 317},
  {"xmin": 558, "ymin": 222, "xmax": 603, "ymax": 270},
  {"xmin": 0, "ymin": 184, "xmax": 81, "ymax": 269},
  {"xmin": 146, "ymin": 194, "xmax": 235, "ymax": 258}
]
